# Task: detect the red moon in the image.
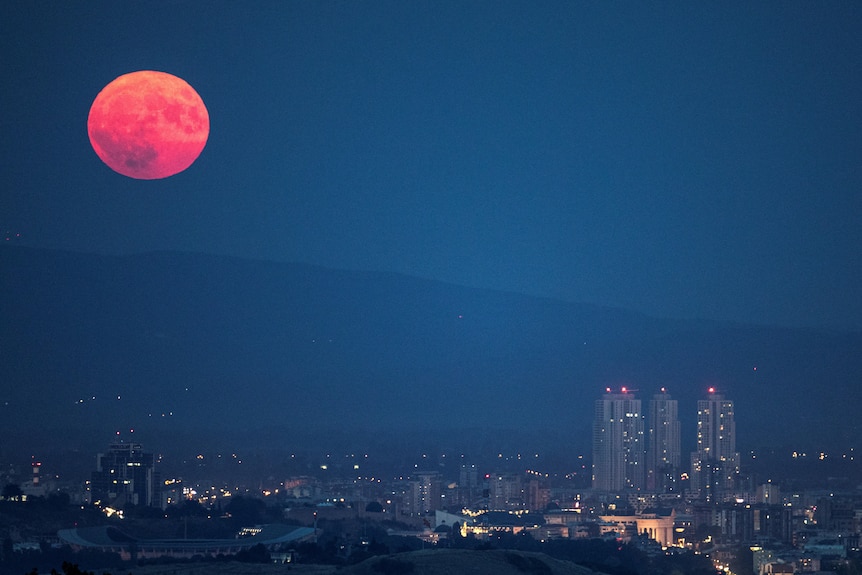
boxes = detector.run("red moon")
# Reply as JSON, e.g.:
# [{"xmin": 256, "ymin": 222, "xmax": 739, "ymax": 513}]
[{"xmin": 88, "ymin": 71, "xmax": 209, "ymax": 179}]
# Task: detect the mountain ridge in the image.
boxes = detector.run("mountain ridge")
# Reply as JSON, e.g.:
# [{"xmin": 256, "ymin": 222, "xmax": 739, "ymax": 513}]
[{"xmin": 2, "ymin": 245, "xmax": 860, "ymax": 460}]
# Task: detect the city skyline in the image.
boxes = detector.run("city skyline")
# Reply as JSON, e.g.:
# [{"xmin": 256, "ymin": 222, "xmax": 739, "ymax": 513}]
[
  {"xmin": 4, "ymin": 427, "xmax": 861, "ymax": 575},
  {"xmin": 3, "ymin": 378, "xmax": 861, "ymax": 574}
]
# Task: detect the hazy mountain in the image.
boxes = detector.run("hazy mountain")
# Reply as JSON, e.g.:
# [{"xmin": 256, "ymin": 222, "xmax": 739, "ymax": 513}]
[{"xmin": 1, "ymin": 246, "xmax": 860, "ymax": 460}]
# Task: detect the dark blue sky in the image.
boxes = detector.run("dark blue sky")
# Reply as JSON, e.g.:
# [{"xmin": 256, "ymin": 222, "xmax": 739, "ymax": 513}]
[{"xmin": 2, "ymin": 1, "xmax": 861, "ymax": 329}]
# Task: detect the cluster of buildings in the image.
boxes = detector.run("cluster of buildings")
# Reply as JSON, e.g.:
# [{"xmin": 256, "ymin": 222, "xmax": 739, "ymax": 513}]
[
  {"xmin": 5, "ymin": 386, "xmax": 861, "ymax": 573},
  {"xmin": 87, "ymin": 441, "xmax": 161, "ymax": 513},
  {"xmin": 587, "ymin": 387, "xmax": 862, "ymax": 573},
  {"xmin": 65, "ymin": 387, "xmax": 740, "ymax": 515},
  {"xmin": 592, "ymin": 386, "xmax": 739, "ymax": 500},
  {"xmin": 383, "ymin": 387, "xmax": 861, "ymax": 574}
]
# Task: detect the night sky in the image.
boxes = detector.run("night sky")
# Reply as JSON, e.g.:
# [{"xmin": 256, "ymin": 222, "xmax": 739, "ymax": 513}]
[{"xmin": 2, "ymin": 1, "xmax": 861, "ymax": 330}]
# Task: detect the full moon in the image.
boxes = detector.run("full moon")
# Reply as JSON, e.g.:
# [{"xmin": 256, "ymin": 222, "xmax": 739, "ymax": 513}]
[{"xmin": 88, "ymin": 71, "xmax": 209, "ymax": 180}]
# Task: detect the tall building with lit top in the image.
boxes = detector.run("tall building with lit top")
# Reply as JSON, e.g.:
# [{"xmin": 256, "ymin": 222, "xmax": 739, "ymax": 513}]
[
  {"xmin": 646, "ymin": 388, "xmax": 681, "ymax": 492},
  {"xmin": 592, "ymin": 387, "xmax": 645, "ymax": 493},
  {"xmin": 89, "ymin": 442, "xmax": 161, "ymax": 508},
  {"xmin": 690, "ymin": 388, "xmax": 739, "ymax": 500}
]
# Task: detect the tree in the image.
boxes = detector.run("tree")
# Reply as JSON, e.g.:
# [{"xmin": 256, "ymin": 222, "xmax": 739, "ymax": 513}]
[
  {"xmin": 372, "ymin": 556, "xmax": 415, "ymax": 574},
  {"xmin": 236, "ymin": 543, "xmax": 270, "ymax": 563},
  {"xmin": 2, "ymin": 537, "xmax": 12, "ymax": 562},
  {"xmin": 728, "ymin": 544, "xmax": 755, "ymax": 575},
  {"xmin": 47, "ymin": 491, "xmax": 71, "ymax": 511},
  {"xmin": 449, "ymin": 522, "xmax": 466, "ymax": 548},
  {"xmin": 225, "ymin": 495, "xmax": 266, "ymax": 526},
  {"xmin": 166, "ymin": 499, "xmax": 207, "ymax": 518},
  {"xmin": 56, "ymin": 562, "xmax": 95, "ymax": 575},
  {"xmin": 2, "ymin": 483, "xmax": 23, "ymax": 500},
  {"xmin": 368, "ymin": 538, "xmax": 389, "ymax": 555},
  {"xmin": 25, "ymin": 562, "xmax": 101, "ymax": 575}
]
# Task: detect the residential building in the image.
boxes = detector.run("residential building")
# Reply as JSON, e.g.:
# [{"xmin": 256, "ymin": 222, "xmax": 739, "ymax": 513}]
[
  {"xmin": 646, "ymin": 388, "xmax": 681, "ymax": 493},
  {"xmin": 592, "ymin": 388, "xmax": 645, "ymax": 492},
  {"xmin": 89, "ymin": 442, "xmax": 160, "ymax": 508},
  {"xmin": 690, "ymin": 388, "xmax": 740, "ymax": 500}
]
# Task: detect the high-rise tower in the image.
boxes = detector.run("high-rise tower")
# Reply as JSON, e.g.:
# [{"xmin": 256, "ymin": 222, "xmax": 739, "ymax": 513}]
[
  {"xmin": 592, "ymin": 387, "xmax": 645, "ymax": 492},
  {"xmin": 405, "ymin": 471, "xmax": 441, "ymax": 515},
  {"xmin": 89, "ymin": 442, "xmax": 161, "ymax": 508},
  {"xmin": 690, "ymin": 388, "xmax": 739, "ymax": 500},
  {"xmin": 646, "ymin": 388, "xmax": 681, "ymax": 492}
]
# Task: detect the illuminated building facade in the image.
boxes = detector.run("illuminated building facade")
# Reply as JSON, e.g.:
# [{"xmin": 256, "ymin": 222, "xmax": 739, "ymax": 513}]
[
  {"xmin": 689, "ymin": 388, "xmax": 739, "ymax": 500},
  {"xmin": 489, "ymin": 473, "xmax": 524, "ymax": 510},
  {"xmin": 89, "ymin": 442, "xmax": 161, "ymax": 508},
  {"xmin": 405, "ymin": 471, "xmax": 441, "ymax": 515},
  {"xmin": 646, "ymin": 389, "xmax": 681, "ymax": 492},
  {"xmin": 592, "ymin": 388, "xmax": 645, "ymax": 493},
  {"xmin": 526, "ymin": 477, "xmax": 550, "ymax": 512},
  {"xmin": 458, "ymin": 463, "xmax": 480, "ymax": 508}
]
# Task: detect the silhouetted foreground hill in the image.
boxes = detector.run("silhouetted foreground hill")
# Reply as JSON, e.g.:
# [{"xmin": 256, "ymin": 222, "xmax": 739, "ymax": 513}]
[
  {"xmin": 2, "ymin": 246, "xmax": 861, "ymax": 457},
  {"xmin": 95, "ymin": 562, "xmax": 338, "ymax": 575},
  {"xmin": 82, "ymin": 550, "xmax": 601, "ymax": 575},
  {"xmin": 344, "ymin": 549, "xmax": 600, "ymax": 575}
]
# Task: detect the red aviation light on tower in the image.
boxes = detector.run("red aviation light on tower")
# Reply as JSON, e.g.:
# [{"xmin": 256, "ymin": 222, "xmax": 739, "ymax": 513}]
[
  {"xmin": 708, "ymin": 387, "xmax": 716, "ymax": 394},
  {"xmin": 660, "ymin": 387, "xmax": 667, "ymax": 393},
  {"xmin": 606, "ymin": 387, "xmax": 612, "ymax": 393},
  {"xmin": 621, "ymin": 387, "xmax": 628, "ymax": 393}
]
